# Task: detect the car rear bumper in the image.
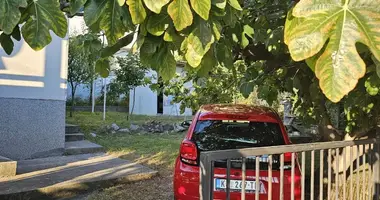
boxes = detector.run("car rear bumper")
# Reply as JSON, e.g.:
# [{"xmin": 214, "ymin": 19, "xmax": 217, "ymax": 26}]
[{"xmin": 174, "ymin": 159, "xmax": 302, "ymax": 200}]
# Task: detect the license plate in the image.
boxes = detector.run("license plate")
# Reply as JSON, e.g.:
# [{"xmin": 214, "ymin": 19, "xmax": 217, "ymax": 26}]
[{"xmin": 214, "ymin": 179, "xmax": 266, "ymax": 193}]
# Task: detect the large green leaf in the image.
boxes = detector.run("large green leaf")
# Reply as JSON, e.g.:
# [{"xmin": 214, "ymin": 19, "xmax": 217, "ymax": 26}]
[
  {"xmin": 85, "ymin": 0, "xmax": 131, "ymax": 45},
  {"xmin": 190, "ymin": 0, "xmax": 211, "ymax": 20},
  {"xmin": 168, "ymin": 0, "xmax": 193, "ymax": 31},
  {"xmin": 11, "ymin": 25, "xmax": 21, "ymax": 41},
  {"xmin": 197, "ymin": 48, "xmax": 217, "ymax": 77},
  {"xmin": 185, "ymin": 21, "xmax": 215, "ymax": 67},
  {"xmin": 101, "ymin": 2, "xmax": 130, "ymax": 45},
  {"xmin": 157, "ymin": 46, "xmax": 177, "ymax": 81},
  {"xmin": 241, "ymin": 24, "xmax": 254, "ymax": 48},
  {"xmin": 95, "ymin": 59, "xmax": 110, "ymax": 77},
  {"xmin": 69, "ymin": 0, "xmax": 87, "ymax": 15},
  {"xmin": 223, "ymin": 5, "xmax": 237, "ymax": 27},
  {"xmin": 212, "ymin": 20, "xmax": 222, "ymax": 41},
  {"xmin": 240, "ymin": 82, "xmax": 254, "ymax": 98},
  {"xmin": 132, "ymin": 32, "xmax": 145, "ymax": 53},
  {"xmin": 285, "ymin": 0, "xmax": 380, "ymax": 103},
  {"xmin": 140, "ymin": 36, "xmax": 163, "ymax": 66},
  {"xmin": 143, "ymin": 0, "xmax": 170, "ymax": 14},
  {"xmin": 22, "ymin": 0, "xmax": 67, "ymax": 50},
  {"xmin": 147, "ymin": 14, "xmax": 170, "ymax": 36},
  {"xmin": 0, "ymin": 33, "xmax": 14, "ymax": 55},
  {"xmin": 212, "ymin": 0, "xmax": 227, "ymax": 9},
  {"xmin": 227, "ymin": 0, "xmax": 242, "ymax": 11},
  {"xmin": 84, "ymin": 0, "xmax": 107, "ymax": 27},
  {"xmin": 164, "ymin": 26, "xmax": 176, "ymax": 42},
  {"xmin": 142, "ymin": 42, "xmax": 176, "ymax": 80},
  {"xmin": 0, "ymin": 0, "xmax": 27, "ymax": 34},
  {"xmin": 216, "ymin": 44, "xmax": 233, "ymax": 68},
  {"xmin": 126, "ymin": 0, "xmax": 146, "ymax": 24},
  {"xmin": 120, "ymin": 5, "xmax": 135, "ymax": 29}
]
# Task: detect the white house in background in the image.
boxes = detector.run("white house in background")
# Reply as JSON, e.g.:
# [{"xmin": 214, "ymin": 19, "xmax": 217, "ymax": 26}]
[
  {"xmin": 114, "ymin": 48, "xmax": 193, "ymax": 116},
  {"xmin": 67, "ymin": 16, "xmax": 193, "ymax": 116},
  {"xmin": 67, "ymin": 46, "xmax": 193, "ymax": 116},
  {"xmin": 129, "ymin": 67, "xmax": 193, "ymax": 116}
]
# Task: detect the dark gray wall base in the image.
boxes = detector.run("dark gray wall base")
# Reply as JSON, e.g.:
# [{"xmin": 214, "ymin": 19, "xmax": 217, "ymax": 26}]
[{"xmin": 0, "ymin": 98, "xmax": 65, "ymax": 160}]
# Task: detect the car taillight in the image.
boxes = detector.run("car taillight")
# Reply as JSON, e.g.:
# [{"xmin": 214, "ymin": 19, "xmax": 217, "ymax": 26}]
[
  {"xmin": 283, "ymin": 152, "xmax": 293, "ymax": 169},
  {"xmin": 180, "ymin": 140, "xmax": 198, "ymax": 165}
]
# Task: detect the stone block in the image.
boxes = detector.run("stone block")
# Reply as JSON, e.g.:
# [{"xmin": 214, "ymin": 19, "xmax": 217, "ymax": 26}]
[{"xmin": 0, "ymin": 156, "xmax": 17, "ymax": 178}]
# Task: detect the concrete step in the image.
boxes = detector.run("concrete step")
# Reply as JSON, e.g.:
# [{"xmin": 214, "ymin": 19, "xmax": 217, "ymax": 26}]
[
  {"xmin": 65, "ymin": 124, "xmax": 81, "ymax": 134},
  {"xmin": 0, "ymin": 156, "xmax": 16, "ymax": 178},
  {"xmin": 65, "ymin": 133, "xmax": 85, "ymax": 142},
  {"xmin": 65, "ymin": 140, "xmax": 104, "ymax": 155},
  {"xmin": 16, "ymin": 153, "xmax": 106, "ymax": 174},
  {"xmin": 0, "ymin": 153, "xmax": 157, "ymax": 196}
]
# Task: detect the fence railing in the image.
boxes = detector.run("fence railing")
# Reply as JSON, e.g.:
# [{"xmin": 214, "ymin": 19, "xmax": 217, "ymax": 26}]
[{"xmin": 200, "ymin": 138, "xmax": 380, "ymax": 200}]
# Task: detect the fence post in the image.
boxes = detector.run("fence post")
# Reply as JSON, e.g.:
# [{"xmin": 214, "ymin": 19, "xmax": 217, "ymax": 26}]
[{"xmin": 200, "ymin": 154, "xmax": 212, "ymax": 200}]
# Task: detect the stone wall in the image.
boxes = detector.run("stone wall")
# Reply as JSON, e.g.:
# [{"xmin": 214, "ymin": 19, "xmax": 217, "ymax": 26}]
[{"xmin": 0, "ymin": 98, "xmax": 65, "ymax": 160}]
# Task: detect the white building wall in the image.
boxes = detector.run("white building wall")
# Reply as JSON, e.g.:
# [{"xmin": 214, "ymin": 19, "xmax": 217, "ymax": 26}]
[
  {"xmin": 129, "ymin": 70, "xmax": 157, "ymax": 115},
  {"xmin": 0, "ymin": 30, "xmax": 68, "ymax": 160},
  {"xmin": 0, "ymin": 33, "xmax": 68, "ymax": 100},
  {"xmin": 163, "ymin": 67, "xmax": 193, "ymax": 116},
  {"xmin": 130, "ymin": 67, "xmax": 193, "ymax": 116}
]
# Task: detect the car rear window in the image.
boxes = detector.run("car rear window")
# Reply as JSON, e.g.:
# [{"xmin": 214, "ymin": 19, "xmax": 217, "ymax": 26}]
[{"xmin": 192, "ymin": 120, "xmax": 285, "ymax": 151}]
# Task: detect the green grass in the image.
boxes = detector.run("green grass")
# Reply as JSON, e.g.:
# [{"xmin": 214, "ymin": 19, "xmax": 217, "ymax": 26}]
[
  {"xmin": 66, "ymin": 111, "xmax": 186, "ymax": 168},
  {"xmin": 91, "ymin": 133, "xmax": 184, "ymax": 169},
  {"xmin": 66, "ymin": 111, "xmax": 187, "ymax": 134},
  {"xmin": 65, "ymin": 111, "xmax": 185, "ymax": 200}
]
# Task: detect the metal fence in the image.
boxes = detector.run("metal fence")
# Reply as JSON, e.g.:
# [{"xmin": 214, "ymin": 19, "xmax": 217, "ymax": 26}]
[{"xmin": 200, "ymin": 138, "xmax": 380, "ymax": 200}]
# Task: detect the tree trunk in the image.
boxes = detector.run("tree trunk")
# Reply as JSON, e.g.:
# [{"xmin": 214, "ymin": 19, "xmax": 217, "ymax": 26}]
[
  {"xmin": 130, "ymin": 88, "xmax": 136, "ymax": 120},
  {"xmin": 70, "ymin": 83, "xmax": 77, "ymax": 118},
  {"xmin": 89, "ymin": 80, "xmax": 93, "ymax": 105}
]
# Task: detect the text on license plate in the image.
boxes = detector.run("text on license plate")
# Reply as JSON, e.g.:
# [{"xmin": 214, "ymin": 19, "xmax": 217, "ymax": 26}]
[{"xmin": 214, "ymin": 179, "xmax": 266, "ymax": 193}]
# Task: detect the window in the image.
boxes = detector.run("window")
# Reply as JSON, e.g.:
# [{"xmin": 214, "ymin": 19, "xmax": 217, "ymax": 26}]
[{"xmin": 192, "ymin": 120, "xmax": 285, "ymax": 151}]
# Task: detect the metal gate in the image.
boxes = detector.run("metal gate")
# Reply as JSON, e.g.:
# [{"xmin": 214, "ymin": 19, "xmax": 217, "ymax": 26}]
[{"xmin": 200, "ymin": 137, "xmax": 380, "ymax": 200}]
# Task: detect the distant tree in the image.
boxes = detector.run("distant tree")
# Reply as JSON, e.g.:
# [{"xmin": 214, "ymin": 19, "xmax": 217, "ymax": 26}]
[
  {"xmin": 67, "ymin": 35, "xmax": 98, "ymax": 117},
  {"xmin": 152, "ymin": 63, "xmax": 244, "ymax": 114},
  {"xmin": 108, "ymin": 54, "xmax": 149, "ymax": 116}
]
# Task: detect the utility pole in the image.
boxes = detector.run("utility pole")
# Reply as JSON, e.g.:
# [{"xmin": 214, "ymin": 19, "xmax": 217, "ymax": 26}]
[
  {"xmin": 102, "ymin": 32, "xmax": 106, "ymax": 120},
  {"xmin": 91, "ymin": 72, "xmax": 95, "ymax": 113},
  {"xmin": 103, "ymin": 78, "xmax": 107, "ymax": 121}
]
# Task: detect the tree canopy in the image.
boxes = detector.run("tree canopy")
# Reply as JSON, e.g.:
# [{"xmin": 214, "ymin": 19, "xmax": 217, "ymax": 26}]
[
  {"xmin": 67, "ymin": 34, "xmax": 98, "ymax": 116},
  {"xmin": 1, "ymin": 0, "xmax": 380, "ymax": 139},
  {"xmin": 0, "ymin": 0, "xmax": 379, "ymax": 103},
  {"xmin": 109, "ymin": 54, "xmax": 149, "ymax": 96}
]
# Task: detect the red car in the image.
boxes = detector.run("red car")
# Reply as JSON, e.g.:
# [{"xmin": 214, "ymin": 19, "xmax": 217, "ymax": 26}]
[{"xmin": 173, "ymin": 104, "xmax": 302, "ymax": 200}]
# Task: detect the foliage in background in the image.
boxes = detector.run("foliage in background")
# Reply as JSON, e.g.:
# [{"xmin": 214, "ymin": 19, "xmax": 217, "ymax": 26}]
[
  {"xmin": 68, "ymin": 35, "xmax": 98, "ymax": 117},
  {"xmin": 236, "ymin": 0, "xmax": 380, "ymax": 140},
  {"xmin": 151, "ymin": 64, "xmax": 243, "ymax": 113},
  {"xmin": 96, "ymin": 54, "xmax": 149, "ymax": 112},
  {"xmin": 154, "ymin": 0, "xmax": 380, "ymax": 141},
  {"xmin": 2, "ymin": 0, "xmax": 379, "ymax": 104},
  {"xmin": 155, "ymin": 61, "xmax": 284, "ymax": 114},
  {"xmin": 66, "ymin": 97, "xmax": 92, "ymax": 106},
  {"xmin": 112, "ymin": 55, "xmax": 149, "ymax": 94}
]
